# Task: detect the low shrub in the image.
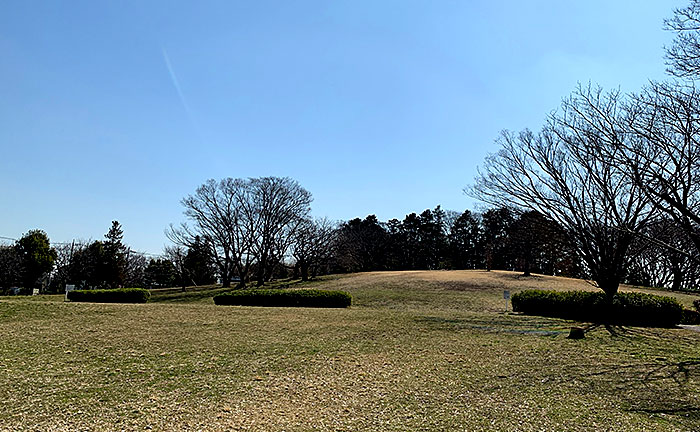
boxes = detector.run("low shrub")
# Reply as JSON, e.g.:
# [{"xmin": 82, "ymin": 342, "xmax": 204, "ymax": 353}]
[
  {"xmin": 682, "ymin": 308, "xmax": 700, "ymax": 325},
  {"xmin": 694, "ymin": 299, "xmax": 700, "ymax": 313},
  {"xmin": 214, "ymin": 289, "xmax": 351, "ymax": 308},
  {"xmin": 67, "ymin": 288, "xmax": 150, "ymax": 304},
  {"xmin": 511, "ymin": 289, "xmax": 683, "ymax": 328}
]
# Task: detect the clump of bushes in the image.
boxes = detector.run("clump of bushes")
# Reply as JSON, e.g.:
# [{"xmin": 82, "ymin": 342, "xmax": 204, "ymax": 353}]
[
  {"xmin": 67, "ymin": 288, "xmax": 150, "ymax": 303},
  {"xmin": 214, "ymin": 289, "xmax": 351, "ymax": 308},
  {"xmin": 511, "ymin": 289, "xmax": 683, "ymax": 327},
  {"xmin": 682, "ymin": 299, "xmax": 700, "ymax": 324},
  {"xmin": 681, "ymin": 308, "xmax": 700, "ymax": 325}
]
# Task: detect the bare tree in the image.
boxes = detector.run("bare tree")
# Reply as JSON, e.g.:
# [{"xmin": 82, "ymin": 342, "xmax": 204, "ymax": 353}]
[
  {"xmin": 164, "ymin": 245, "xmax": 189, "ymax": 291},
  {"xmin": 50, "ymin": 242, "xmax": 75, "ymax": 292},
  {"xmin": 167, "ymin": 179, "xmax": 238, "ymax": 287},
  {"xmin": 248, "ymin": 177, "xmax": 312, "ymax": 286},
  {"xmin": 123, "ymin": 250, "xmax": 147, "ymax": 288},
  {"xmin": 622, "ymin": 81, "xmax": 700, "ymax": 254},
  {"xmin": 627, "ymin": 219, "xmax": 700, "ymax": 291},
  {"xmin": 470, "ymin": 86, "xmax": 655, "ymax": 298},
  {"xmin": 220, "ymin": 178, "xmax": 257, "ymax": 288},
  {"xmin": 665, "ymin": 0, "xmax": 700, "ymax": 77},
  {"xmin": 168, "ymin": 177, "xmax": 312, "ymax": 288},
  {"xmin": 291, "ymin": 217, "xmax": 337, "ymax": 281}
]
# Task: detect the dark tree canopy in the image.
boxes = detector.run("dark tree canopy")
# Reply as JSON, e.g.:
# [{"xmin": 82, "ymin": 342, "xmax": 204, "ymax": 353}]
[
  {"xmin": 15, "ymin": 230, "xmax": 56, "ymax": 289},
  {"xmin": 508, "ymin": 211, "xmax": 579, "ymax": 277},
  {"xmin": 481, "ymin": 207, "xmax": 515, "ymax": 272},
  {"xmin": 626, "ymin": 218, "xmax": 700, "ymax": 291},
  {"xmin": 103, "ymin": 221, "xmax": 127, "ymax": 288},
  {"xmin": 69, "ymin": 241, "xmax": 106, "ymax": 289},
  {"xmin": 183, "ymin": 236, "xmax": 216, "ymax": 286},
  {"xmin": 145, "ymin": 258, "xmax": 177, "ymax": 288},
  {"xmin": 0, "ymin": 246, "xmax": 23, "ymax": 289},
  {"xmin": 448, "ymin": 210, "xmax": 483, "ymax": 270},
  {"xmin": 335, "ymin": 215, "xmax": 389, "ymax": 272}
]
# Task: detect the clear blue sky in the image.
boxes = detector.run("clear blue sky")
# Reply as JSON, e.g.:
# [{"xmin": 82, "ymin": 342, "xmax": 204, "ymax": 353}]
[{"xmin": 0, "ymin": 1, "xmax": 684, "ymax": 254}]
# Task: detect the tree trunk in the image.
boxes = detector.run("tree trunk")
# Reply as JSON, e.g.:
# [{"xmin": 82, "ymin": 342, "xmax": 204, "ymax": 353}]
[
  {"xmin": 256, "ymin": 256, "xmax": 266, "ymax": 287},
  {"xmin": 598, "ymin": 280, "xmax": 619, "ymax": 300},
  {"xmin": 598, "ymin": 281, "xmax": 620, "ymax": 300},
  {"xmin": 300, "ymin": 262, "xmax": 309, "ymax": 281},
  {"xmin": 521, "ymin": 257, "xmax": 531, "ymax": 277},
  {"xmin": 485, "ymin": 245, "xmax": 493, "ymax": 272},
  {"xmin": 671, "ymin": 267, "xmax": 683, "ymax": 291}
]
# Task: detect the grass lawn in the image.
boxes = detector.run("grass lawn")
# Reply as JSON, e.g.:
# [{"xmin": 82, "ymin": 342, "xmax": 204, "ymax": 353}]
[{"xmin": 1, "ymin": 270, "xmax": 699, "ymax": 431}]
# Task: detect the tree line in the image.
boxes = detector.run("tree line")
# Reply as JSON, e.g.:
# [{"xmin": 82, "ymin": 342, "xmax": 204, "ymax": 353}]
[
  {"xmin": 164, "ymin": 176, "xmax": 588, "ymax": 288},
  {"xmin": 4, "ymin": 186, "xmax": 698, "ymax": 294},
  {"xmin": 0, "ymin": 222, "xmax": 216, "ymax": 294}
]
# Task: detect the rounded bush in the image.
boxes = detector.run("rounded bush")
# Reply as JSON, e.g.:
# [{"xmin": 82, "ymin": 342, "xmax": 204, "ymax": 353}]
[
  {"xmin": 214, "ymin": 289, "xmax": 351, "ymax": 308},
  {"xmin": 511, "ymin": 289, "xmax": 683, "ymax": 327},
  {"xmin": 682, "ymin": 308, "xmax": 700, "ymax": 325},
  {"xmin": 67, "ymin": 288, "xmax": 150, "ymax": 304}
]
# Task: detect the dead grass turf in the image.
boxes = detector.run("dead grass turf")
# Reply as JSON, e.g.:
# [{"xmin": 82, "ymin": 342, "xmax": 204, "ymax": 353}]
[{"xmin": 1, "ymin": 270, "xmax": 700, "ymax": 431}]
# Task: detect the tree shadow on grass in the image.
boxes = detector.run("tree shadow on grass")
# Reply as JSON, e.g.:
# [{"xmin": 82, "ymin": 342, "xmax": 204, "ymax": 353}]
[
  {"xmin": 415, "ymin": 315, "xmax": 570, "ymax": 336},
  {"xmin": 570, "ymin": 327, "xmax": 700, "ymax": 425},
  {"xmin": 419, "ymin": 316, "xmax": 700, "ymax": 425},
  {"xmin": 592, "ymin": 361, "xmax": 700, "ymax": 424}
]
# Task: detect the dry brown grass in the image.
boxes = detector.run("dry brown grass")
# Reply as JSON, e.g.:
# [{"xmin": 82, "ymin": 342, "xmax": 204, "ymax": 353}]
[
  {"xmin": 1, "ymin": 270, "xmax": 699, "ymax": 431},
  {"xmin": 309, "ymin": 270, "xmax": 700, "ymax": 311}
]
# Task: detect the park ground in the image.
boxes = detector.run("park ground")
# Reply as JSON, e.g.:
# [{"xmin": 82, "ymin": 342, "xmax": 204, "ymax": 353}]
[{"xmin": 1, "ymin": 270, "xmax": 700, "ymax": 431}]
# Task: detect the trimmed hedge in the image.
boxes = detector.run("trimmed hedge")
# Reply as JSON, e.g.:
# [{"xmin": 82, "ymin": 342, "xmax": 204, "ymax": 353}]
[
  {"xmin": 67, "ymin": 288, "xmax": 150, "ymax": 303},
  {"xmin": 511, "ymin": 289, "xmax": 683, "ymax": 328},
  {"xmin": 213, "ymin": 289, "xmax": 351, "ymax": 308}
]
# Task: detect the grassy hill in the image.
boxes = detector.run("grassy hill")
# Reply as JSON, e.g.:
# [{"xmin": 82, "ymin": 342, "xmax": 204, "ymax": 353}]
[{"xmin": 0, "ymin": 270, "xmax": 699, "ymax": 431}]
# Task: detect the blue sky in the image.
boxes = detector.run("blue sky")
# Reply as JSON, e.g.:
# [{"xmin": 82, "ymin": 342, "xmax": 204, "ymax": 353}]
[{"xmin": 0, "ymin": 1, "xmax": 685, "ymax": 254}]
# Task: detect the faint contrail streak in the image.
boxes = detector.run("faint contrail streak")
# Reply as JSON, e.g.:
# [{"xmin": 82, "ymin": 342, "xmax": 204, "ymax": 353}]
[{"xmin": 162, "ymin": 47, "xmax": 201, "ymax": 136}]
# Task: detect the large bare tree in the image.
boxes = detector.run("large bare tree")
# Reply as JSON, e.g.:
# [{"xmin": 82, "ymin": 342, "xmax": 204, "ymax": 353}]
[
  {"xmin": 168, "ymin": 176, "xmax": 312, "ymax": 288},
  {"xmin": 470, "ymin": 87, "xmax": 655, "ymax": 298},
  {"xmin": 248, "ymin": 177, "xmax": 312, "ymax": 286},
  {"xmin": 168, "ymin": 179, "xmax": 242, "ymax": 287}
]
